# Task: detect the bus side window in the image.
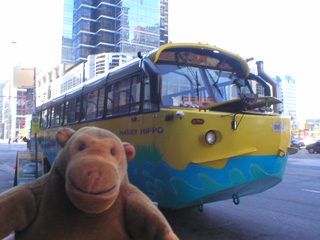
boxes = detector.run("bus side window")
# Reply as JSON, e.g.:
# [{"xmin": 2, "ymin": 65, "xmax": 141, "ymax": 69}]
[
  {"xmin": 106, "ymin": 85, "xmax": 114, "ymax": 117},
  {"xmin": 113, "ymin": 79, "xmax": 131, "ymax": 114},
  {"xmin": 81, "ymin": 94, "xmax": 88, "ymax": 121},
  {"xmin": 143, "ymin": 77, "xmax": 152, "ymax": 111},
  {"xmin": 143, "ymin": 76, "xmax": 160, "ymax": 112},
  {"xmin": 68, "ymin": 98, "xmax": 76, "ymax": 123},
  {"xmin": 41, "ymin": 109, "xmax": 48, "ymax": 128},
  {"xmin": 130, "ymin": 76, "xmax": 140, "ymax": 113},
  {"xmin": 51, "ymin": 107, "xmax": 55, "ymax": 127},
  {"xmin": 97, "ymin": 87, "xmax": 105, "ymax": 118},
  {"xmin": 48, "ymin": 108, "xmax": 52, "ymax": 127},
  {"xmin": 52, "ymin": 105, "xmax": 61, "ymax": 127},
  {"xmin": 60, "ymin": 103, "xmax": 64, "ymax": 125},
  {"xmin": 86, "ymin": 90, "xmax": 98, "ymax": 120},
  {"xmin": 64, "ymin": 101, "xmax": 69, "ymax": 125},
  {"xmin": 75, "ymin": 96, "xmax": 81, "ymax": 122}
]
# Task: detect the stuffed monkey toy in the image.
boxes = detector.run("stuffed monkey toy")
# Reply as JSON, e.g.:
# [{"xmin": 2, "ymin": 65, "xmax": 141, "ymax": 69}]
[{"xmin": 0, "ymin": 127, "xmax": 178, "ymax": 240}]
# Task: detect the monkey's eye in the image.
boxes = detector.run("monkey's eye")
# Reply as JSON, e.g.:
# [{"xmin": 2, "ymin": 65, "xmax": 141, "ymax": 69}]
[
  {"xmin": 110, "ymin": 149, "xmax": 115, "ymax": 156},
  {"xmin": 79, "ymin": 143, "xmax": 86, "ymax": 151}
]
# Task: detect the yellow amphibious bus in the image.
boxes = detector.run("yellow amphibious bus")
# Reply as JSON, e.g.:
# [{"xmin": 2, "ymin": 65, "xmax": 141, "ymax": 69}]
[{"xmin": 36, "ymin": 43, "xmax": 293, "ymax": 210}]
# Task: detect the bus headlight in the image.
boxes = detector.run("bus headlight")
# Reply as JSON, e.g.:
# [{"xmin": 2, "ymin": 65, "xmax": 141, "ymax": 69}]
[{"xmin": 205, "ymin": 130, "xmax": 216, "ymax": 145}]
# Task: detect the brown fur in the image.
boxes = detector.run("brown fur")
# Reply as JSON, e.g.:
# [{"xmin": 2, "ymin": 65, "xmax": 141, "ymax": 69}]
[{"xmin": 0, "ymin": 127, "xmax": 178, "ymax": 240}]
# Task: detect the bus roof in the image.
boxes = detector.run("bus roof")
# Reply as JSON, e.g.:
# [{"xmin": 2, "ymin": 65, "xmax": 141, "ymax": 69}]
[
  {"xmin": 146, "ymin": 43, "xmax": 250, "ymax": 78},
  {"xmin": 37, "ymin": 43, "xmax": 251, "ymax": 111}
]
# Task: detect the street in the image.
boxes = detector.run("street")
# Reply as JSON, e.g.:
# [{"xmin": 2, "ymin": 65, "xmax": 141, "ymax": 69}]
[
  {"xmin": 0, "ymin": 142, "xmax": 319, "ymax": 239},
  {"xmin": 0, "ymin": 141, "xmax": 28, "ymax": 193}
]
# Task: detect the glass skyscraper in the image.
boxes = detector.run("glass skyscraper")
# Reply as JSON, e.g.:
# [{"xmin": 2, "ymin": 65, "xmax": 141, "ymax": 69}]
[
  {"xmin": 61, "ymin": 0, "xmax": 74, "ymax": 64},
  {"xmin": 276, "ymin": 75, "xmax": 297, "ymax": 128},
  {"xmin": 70, "ymin": 0, "xmax": 168, "ymax": 65}
]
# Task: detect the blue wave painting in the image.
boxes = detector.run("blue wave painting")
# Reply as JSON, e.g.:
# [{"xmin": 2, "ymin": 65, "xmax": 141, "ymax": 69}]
[{"xmin": 128, "ymin": 144, "xmax": 288, "ymax": 208}]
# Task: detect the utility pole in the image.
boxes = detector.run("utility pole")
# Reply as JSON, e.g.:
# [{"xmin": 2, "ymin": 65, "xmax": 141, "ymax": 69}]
[{"xmin": 32, "ymin": 67, "xmax": 39, "ymax": 179}]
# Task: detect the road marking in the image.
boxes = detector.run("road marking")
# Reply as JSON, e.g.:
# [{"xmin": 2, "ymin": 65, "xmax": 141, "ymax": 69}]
[
  {"xmin": 286, "ymin": 172, "xmax": 320, "ymax": 178},
  {"xmin": 301, "ymin": 189, "xmax": 320, "ymax": 194},
  {"xmin": 0, "ymin": 164, "xmax": 15, "ymax": 172}
]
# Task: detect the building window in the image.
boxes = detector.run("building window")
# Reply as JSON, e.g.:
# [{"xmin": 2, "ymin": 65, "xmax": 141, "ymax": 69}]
[
  {"xmin": 16, "ymin": 117, "xmax": 26, "ymax": 129},
  {"xmin": 16, "ymin": 90, "xmax": 27, "ymax": 115}
]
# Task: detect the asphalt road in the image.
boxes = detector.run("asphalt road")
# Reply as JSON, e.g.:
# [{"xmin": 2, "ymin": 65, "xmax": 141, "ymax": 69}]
[
  {"xmin": 0, "ymin": 141, "xmax": 28, "ymax": 193},
  {"xmin": 0, "ymin": 142, "xmax": 319, "ymax": 239}
]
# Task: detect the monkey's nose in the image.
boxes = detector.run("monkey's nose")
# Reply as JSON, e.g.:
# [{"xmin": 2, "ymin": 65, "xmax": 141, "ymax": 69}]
[{"xmin": 87, "ymin": 171, "xmax": 102, "ymax": 192}]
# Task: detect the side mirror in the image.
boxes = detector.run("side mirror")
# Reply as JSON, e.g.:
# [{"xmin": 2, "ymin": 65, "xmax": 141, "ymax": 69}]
[{"xmin": 141, "ymin": 58, "xmax": 162, "ymax": 105}]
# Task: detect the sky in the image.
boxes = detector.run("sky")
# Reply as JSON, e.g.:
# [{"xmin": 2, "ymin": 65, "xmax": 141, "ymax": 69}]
[{"xmin": 0, "ymin": 0, "xmax": 319, "ymax": 121}]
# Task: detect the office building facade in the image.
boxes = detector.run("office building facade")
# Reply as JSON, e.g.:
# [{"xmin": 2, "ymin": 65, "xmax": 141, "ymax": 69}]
[
  {"xmin": 276, "ymin": 75, "xmax": 297, "ymax": 128},
  {"xmin": 1, "ymin": 68, "xmax": 34, "ymax": 139},
  {"xmin": 72, "ymin": 0, "xmax": 168, "ymax": 65}
]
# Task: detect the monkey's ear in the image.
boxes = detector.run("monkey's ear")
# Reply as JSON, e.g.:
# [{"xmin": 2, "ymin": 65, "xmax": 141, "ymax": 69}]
[
  {"xmin": 123, "ymin": 142, "xmax": 135, "ymax": 161},
  {"xmin": 56, "ymin": 128, "xmax": 76, "ymax": 147}
]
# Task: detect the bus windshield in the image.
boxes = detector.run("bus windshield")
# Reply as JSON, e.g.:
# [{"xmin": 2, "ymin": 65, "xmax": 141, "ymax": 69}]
[{"xmin": 157, "ymin": 63, "xmax": 254, "ymax": 109}]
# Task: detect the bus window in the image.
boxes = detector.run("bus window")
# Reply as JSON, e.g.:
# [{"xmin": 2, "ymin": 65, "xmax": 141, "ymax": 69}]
[
  {"xmin": 52, "ymin": 105, "xmax": 61, "ymax": 127},
  {"xmin": 105, "ymin": 75, "xmax": 141, "ymax": 117},
  {"xmin": 159, "ymin": 65, "xmax": 211, "ymax": 108},
  {"xmin": 130, "ymin": 76, "xmax": 140, "ymax": 112},
  {"xmin": 114, "ymin": 78, "xmax": 131, "ymax": 114},
  {"xmin": 97, "ymin": 87, "xmax": 105, "ymax": 118},
  {"xmin": 47, "ymin": 108, "xmax": 52, "ymax": 127},
  {"xmin": 81, "ymin": 94, "xmax": 88, "ymax": 121},
  {"xmin": 67, "ymin": 98, "xmax": 76, "ymax": 123},
  {"xmin": 50, "ymin": 107, "xmax": 54, "ymax": 127},
  {"xmin": 40, "ymin": 109, "xmax": 48, "ymax": 128},
  {"xmin": 60, "ymin": 103, "xmax": 64, "ymax": 125},
  {"xmin": 75, "ymin": 96, "xmax": 81, "ymax": 122},
  {"xmin": 86, "ymin": 90, "xmax": 98, "ymax": 120},
  {"xmin": 64, "ymin": 101, "xmax": 69, "ymax": 125},
  {"xmin": 106, "ymin": 85, "xmax": 114, "ymax": 117},
  {"xmin": 142, "ymin": 77, "xmax": 158, "ymax": 111}
]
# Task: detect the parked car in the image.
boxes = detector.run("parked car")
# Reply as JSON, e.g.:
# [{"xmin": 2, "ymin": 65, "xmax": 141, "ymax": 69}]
[
  {"xmin": 290, "ymin": 139, "xmax": 301, "ymax": 150},
  {"xmin": 305, "ymin": 140, "xmax": 320, "ymax": 154}
]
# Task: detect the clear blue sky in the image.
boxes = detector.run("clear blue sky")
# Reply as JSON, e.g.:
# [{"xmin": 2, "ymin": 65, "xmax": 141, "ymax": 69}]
[{"xmin": 1, "ymin": 0, "xmax": 319, "ymax": 121}]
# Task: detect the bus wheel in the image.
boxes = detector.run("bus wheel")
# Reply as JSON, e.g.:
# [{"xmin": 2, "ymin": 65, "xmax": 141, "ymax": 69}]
[
  {"xmin": 197, "ymin": 204, "xmax": 204, "ymax": 212},
  {"xmin": 232, "ymin": 194, "xmax": 240, "ymax": 205}
]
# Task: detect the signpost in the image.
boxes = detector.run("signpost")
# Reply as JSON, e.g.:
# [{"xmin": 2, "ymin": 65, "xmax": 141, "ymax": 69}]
[
  {"xmin": 25, "ymin": 100, "xmax": 35, "ymax": 115},
  {"xmin": 31, "ymin": 115, "xmax": 40, "ymax": 178}
]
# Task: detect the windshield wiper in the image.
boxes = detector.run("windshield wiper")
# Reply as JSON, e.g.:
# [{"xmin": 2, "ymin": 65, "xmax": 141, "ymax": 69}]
[
  {"xmin": 192, "ymin": 70, "xmax": 200, "ymax": 101},
  {"xmin": 206, "ymin": 69, "xmax": 223, "ymax": 98},
  {"xmin": 175, "ymin": 52, "xmax": 200, "ymax": 101}
]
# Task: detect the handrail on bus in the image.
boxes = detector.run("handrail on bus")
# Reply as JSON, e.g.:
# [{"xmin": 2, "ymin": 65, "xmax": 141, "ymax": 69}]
[
  {"xmin": 256, "ymin": 61, "xmax": 281, "ymax": 113},
  {"xmin": 248, "ymin": 73, "xmax": 271, "ymax": 96}
]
